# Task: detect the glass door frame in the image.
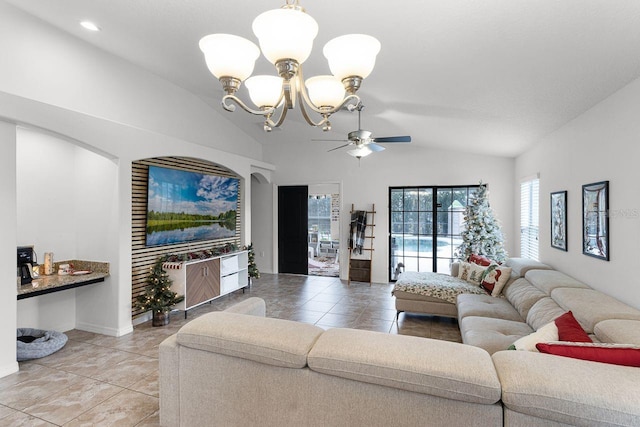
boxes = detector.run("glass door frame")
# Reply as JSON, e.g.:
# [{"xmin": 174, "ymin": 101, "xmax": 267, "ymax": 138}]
[{"xmin": 388, "ymin": 185, "xmax": 480, "ymax": 282}]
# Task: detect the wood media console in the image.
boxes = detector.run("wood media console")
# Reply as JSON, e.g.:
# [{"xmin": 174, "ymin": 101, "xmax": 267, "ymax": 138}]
[{"xmin": 164, "ymin": 250, "xmax": 249, "ymax": 317}]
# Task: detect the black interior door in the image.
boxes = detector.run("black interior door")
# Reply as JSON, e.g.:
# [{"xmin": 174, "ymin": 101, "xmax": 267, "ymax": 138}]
[{"xmin": 278, "ymin": 186, "xmax": 308, "ymax": 274}]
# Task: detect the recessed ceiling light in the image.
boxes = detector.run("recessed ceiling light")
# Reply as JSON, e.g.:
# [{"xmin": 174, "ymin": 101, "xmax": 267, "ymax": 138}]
[{"xmin": 80, "ymin": 21, "xmax": 101, "ymax": 32}]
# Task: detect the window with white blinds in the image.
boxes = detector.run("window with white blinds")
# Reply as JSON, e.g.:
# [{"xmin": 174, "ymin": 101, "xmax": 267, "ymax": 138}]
[{"xmin": 520, "ymin": 177, "xmax": 540, "ymax": 260}]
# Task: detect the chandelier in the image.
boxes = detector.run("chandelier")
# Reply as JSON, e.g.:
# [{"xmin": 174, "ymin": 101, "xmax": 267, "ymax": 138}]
[{"xmin": 199, "ymin": 0, "xmax": 380, "ymax": 132}]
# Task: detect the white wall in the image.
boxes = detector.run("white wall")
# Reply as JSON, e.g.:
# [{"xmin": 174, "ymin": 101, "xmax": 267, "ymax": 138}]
[
  {"xmin": 16, "ymin": 128, "xmax": 118, "ymax": 333},
  {"xmin": 0, "ymin": 121, "xmax": 19, "ymax": 378},
  {"xmin": 263, "ymin": 141, "xmax": 515, "ymax": 283},
  {"xmin": 0, "ymin": 2, "xmax": 273, "ymax": 377},
  {"xmin": 515, "ymin": 76, "xmax": 640, "ymax": 310},
  {"xmin": 0, "ymin": 2, "xmax": 261, "ymax": 160}
]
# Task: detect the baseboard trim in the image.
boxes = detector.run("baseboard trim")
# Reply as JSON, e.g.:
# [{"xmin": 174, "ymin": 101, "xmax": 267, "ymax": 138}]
[
  {"xmin": 75, "ymin": 321, "xmax": 133, "ymax": 337},
  {"xmin": 0, "ymin": 361, "xmax": 19, "ymax": 379}
]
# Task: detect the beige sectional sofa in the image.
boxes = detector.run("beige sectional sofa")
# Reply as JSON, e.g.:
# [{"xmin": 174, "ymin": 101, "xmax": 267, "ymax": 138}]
[
  {"xmin": 159, "ymin": 261, "xmax": 640, "ymax": 426},
  {"xmin": 458, "ymin": 266, "xmax": 640, "ymax": 354}
]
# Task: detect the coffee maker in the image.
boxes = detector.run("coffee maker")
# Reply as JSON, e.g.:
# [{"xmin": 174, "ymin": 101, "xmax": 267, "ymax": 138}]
[{"xmin": 17, "ymin": 246, "xmax": 36, "ymax": 285}]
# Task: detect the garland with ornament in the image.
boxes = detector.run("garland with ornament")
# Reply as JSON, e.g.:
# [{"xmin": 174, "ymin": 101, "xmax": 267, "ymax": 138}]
[
  {"xmin": 160, "ymin": 242, "xmax": 239, "ymax": 263},
  {"xmin": 455, "ymin": 182, "xmax": 508, "ymax": 263},
  {"xmin": 134, "ymin": 259, "xmax": 184, "ymax": 314}
]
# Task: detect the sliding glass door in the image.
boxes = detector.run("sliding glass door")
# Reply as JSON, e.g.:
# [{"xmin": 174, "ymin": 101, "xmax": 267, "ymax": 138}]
[{"xmin": 389, "ymin": 185, "xmax": 478, "ymax": 281}]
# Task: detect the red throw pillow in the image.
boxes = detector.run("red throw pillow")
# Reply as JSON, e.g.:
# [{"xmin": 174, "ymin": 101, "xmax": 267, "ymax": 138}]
[
  {"xmin": 554, "ymin": 311, "xmax": 592, "ymax": 343},
  {"xmin": 469, "ymin": 254, "xmax": 492, "ymax": 266},
  {"xmin": 536, "ymin": 343, "xmax": 640, "ymax": 367}
]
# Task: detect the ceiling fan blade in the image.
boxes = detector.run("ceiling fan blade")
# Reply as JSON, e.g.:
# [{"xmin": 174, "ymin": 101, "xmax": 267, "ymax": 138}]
[
  {"xmin": 373, "ymin": 135, "xmax": 412, "ymax": 143},
  {"xmin": 367, "ymin": 143, "xmax": 386, "ymax": 152},
  {"xmin": 312, "ymin": 139, "xmax": 349, "ymax": 142},
  {"xmin": 328, "ymin": 142, "xmax": 353, "ymax": 152}
]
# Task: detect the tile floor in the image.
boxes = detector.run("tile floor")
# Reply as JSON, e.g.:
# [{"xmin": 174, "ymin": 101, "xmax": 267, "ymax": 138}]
[{"xmin": 0, "ymin": 273, "xmax": 460, "ymax": 426}]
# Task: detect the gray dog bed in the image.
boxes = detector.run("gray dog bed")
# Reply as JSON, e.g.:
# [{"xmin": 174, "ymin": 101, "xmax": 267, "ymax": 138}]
[{"xmin": 17, "ymin": 328, "xmax": 68, "ymax": 361}]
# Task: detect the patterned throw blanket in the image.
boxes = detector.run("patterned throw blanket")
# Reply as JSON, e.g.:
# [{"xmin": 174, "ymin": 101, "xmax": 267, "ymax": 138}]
[{"xmin": 392, "ymin": 271, "xmax": 487, "ymax": 304}]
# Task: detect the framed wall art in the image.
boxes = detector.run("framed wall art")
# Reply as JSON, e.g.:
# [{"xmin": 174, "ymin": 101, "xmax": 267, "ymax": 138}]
[
  {"xmin": 582, "ymin": 181, "xmax": 609, "ymax": 260},
  {"xmin": 550, "ymin": 190, "xmax": 567, "ymax": 251}
]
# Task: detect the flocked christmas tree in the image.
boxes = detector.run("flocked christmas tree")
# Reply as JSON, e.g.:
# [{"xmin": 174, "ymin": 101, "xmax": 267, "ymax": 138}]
[
  {"xmin": 247, "ymin": 243, "xmax": 260, "ymax": 281},
  {"xmin": 455, "ymin": 182, "xmax": 508, "ymax": 263},
  {"xmin": 135, "ymin": 259, "xmax": 184, "ymax": 314}
]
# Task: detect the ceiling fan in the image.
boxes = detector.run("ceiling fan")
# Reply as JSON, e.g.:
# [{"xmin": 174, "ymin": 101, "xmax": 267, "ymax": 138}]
[{"xmin": 313, "ymin": 105, "xmax": 411, "ymax": 159}]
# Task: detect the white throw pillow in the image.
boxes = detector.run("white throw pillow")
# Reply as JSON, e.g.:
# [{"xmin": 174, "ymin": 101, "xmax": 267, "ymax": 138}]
[
  {"xmin": 457, "ymin": 261, "xmax": 487, "ymax": 286},
  {"xmin": 509, "ymin": 321, "xmax": 559, "ymax": 351}
]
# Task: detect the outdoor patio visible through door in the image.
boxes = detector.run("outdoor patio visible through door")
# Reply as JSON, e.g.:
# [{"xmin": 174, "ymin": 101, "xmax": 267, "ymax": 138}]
[{"xmin": 389, "ymin": 185, "xmax": 479, "ymax": 281}]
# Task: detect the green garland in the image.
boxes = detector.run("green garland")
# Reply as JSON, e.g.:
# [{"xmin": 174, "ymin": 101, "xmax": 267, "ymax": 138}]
[{"xmin": 161, "ymin": 242, "xmax": 239, "ymax": 263}]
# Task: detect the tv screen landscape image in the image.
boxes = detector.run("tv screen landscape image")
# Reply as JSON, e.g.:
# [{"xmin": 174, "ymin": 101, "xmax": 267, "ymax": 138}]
[{"xmin": 145, "ymin": 165, "xmax": 239, "ymax": 247}]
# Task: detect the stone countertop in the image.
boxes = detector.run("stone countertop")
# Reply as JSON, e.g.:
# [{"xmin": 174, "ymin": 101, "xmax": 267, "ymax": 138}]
[{"xmin": 17, "ymin": 260, "xmax": 109, "ymax": 300}]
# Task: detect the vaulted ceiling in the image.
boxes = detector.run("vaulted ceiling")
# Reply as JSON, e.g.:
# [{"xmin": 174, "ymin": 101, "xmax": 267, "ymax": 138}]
[{"xmin": 7, "ymin": 0, "xmax": 640, "ymax": 157}]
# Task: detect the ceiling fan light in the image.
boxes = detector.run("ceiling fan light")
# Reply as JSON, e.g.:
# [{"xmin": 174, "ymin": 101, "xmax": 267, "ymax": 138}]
[
  {"xmin": 323, "ymin": 34, "xmax": 381, "ymax": 80},
  {"xmin": 252, "ymin": 8, "xmax": 319, "ymax": 65},
  {"xmin": 305, "ymin": 75, "xmax": 345, "ymax": 108},
  {"xmin": 245, "ymin": 75, "xmax": 284, "ymax": 108},
  {"xmin": 199, "ymin": 34, "xmax": 260, "ymax": 81},
  {"xmin": 347, "ymin": 145, "xmax": 373, "ymax": 158}
]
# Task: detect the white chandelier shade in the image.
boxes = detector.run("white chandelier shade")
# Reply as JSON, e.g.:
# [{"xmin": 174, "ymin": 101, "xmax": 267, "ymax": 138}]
[
  {"xmin": 245, "ymin": 75, "xmax": 284, "ymax": 108},
  {"xmin": 252, "ymin": 8, "xmax": 319, "ymax": 65},
  {"xmin": 198, "ymin": 1, "xmax": 380, "ymax": 132},
  {"xmin": 199, "ymin": 34, "xmax": 260, "ymax": 81},
  {"xmin": 305, "ymin": 76, "xmax": 346, "ymax": 109},
  {"xmin": 323, "ymin": 34, "xmax": 381, "ymax": 80}
]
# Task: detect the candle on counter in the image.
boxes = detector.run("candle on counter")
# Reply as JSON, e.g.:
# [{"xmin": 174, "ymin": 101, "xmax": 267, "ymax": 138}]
[{"xmin": 44, "ymin": 252, "xmax": 54, "ymax": 275}]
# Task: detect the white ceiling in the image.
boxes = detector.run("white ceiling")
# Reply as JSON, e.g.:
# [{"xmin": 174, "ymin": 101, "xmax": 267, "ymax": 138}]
[{"xmin": 7, "ymin": 0, "xmax": 640, "ymax": 157}]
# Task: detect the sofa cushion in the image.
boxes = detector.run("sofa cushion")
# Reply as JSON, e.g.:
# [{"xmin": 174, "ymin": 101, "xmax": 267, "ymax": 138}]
[
  {"xmin": 526, "ymin": 297, "xmax": 566, "ymax": 331},
  {"xmin": 176, "ymin": 312, "xmax": 324, "ymax": 368},
  {"xmin": 503, "ymin": 278, "xmax": 547, "ymax": 320},
  {"xmin": 551, "ymin": 288, "xmax": 640, "ymax": 334},
  {"xmin": 524, "ymin": 269, "xmax": 589, "ymax": 295},
  {"xmin": 308, "ymin": 328, "xmax": 501, "ymax": 405},
  {"xmin": 493, "ymin": 350, "xmax": 640, "ymax": 426},
  {"xmin": 594, "ymin": 319, "xmax": 640, "ymax": 345},
  {"xmin": 457, "ymin": 294, "xmax": 523, "ymax": 322},
  {"xmin": 505, "ymin": 258, "xmax": 551, "ymax": 277},
  {"xmin": 460, "ymin": 316, "xmax": 533, "ymax": 355},
  {"xmin": 536, "ymin": 342, "xmax": 640, "ymax": 367}
]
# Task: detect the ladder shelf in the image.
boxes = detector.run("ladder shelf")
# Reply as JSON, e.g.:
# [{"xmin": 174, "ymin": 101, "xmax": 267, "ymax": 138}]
[{"xmin": 347, "ymin": 203, "xmax": 375, "ymax": 286}]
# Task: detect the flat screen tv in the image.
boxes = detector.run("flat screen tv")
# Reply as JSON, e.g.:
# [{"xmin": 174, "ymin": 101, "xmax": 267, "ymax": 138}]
[{"xmin": 145, "ymin": 165, "xmax": 239, "ymax": 247}]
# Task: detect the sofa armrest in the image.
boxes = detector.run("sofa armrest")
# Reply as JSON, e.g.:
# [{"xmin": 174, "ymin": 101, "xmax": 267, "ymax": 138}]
[
  {"xmin": 223, "ymin": 297, "xmax": 266, "ymax": 317},
  {"xmin": 493, "ymin": 350, "xmax": 640, "ymax": 426},
  {"xmin": 450, "ymin": 262, "xmax": 460, "ymax": 277},
  {"xmin": 159, "ymin": 334, "xmax": 180, "ymax": 427},
  {"xmin": 505, "ymin": 257, "xmax": 551, "ymax": 277}
]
